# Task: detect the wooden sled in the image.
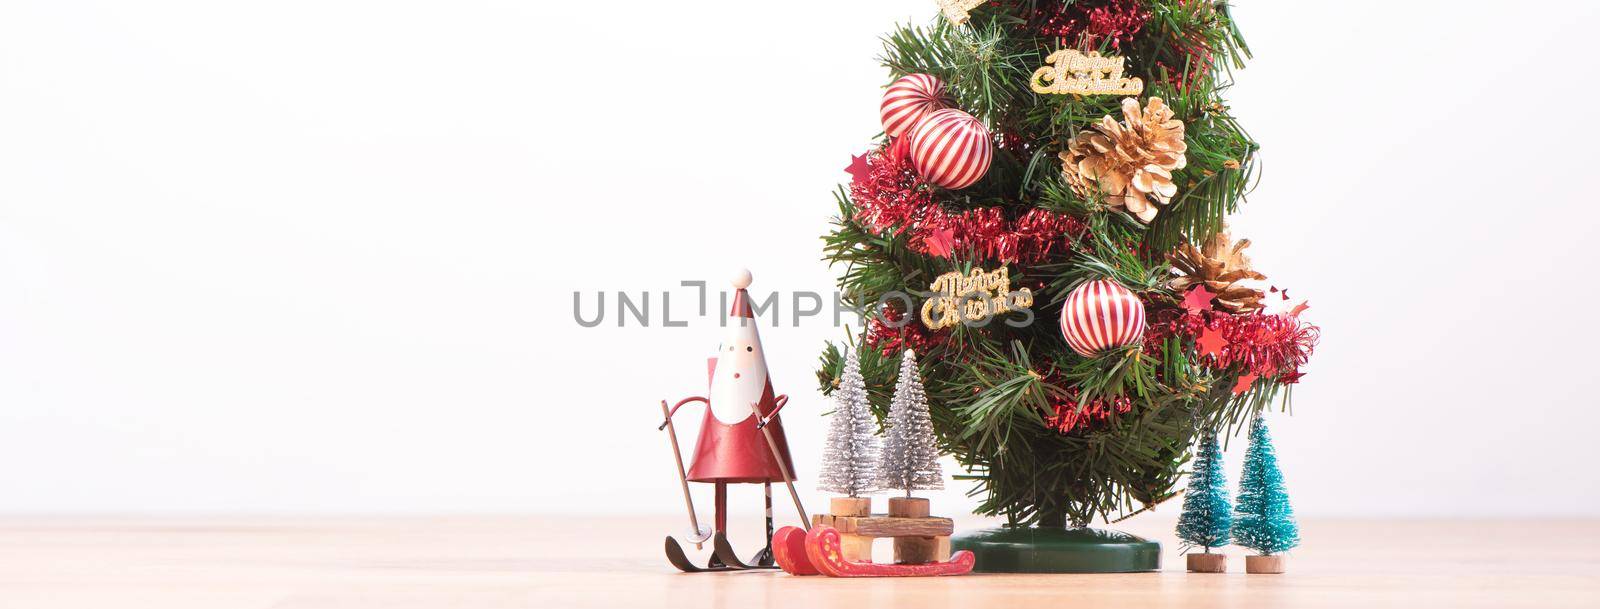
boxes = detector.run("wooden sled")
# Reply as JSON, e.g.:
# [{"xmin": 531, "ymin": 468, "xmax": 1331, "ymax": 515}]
[{"xmin": 804, "ymin": 525, "xmax": 975, "ymax": 577}]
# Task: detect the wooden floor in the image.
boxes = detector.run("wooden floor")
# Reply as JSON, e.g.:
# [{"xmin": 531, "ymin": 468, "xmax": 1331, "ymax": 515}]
[{"xmin": 0, "ymin": 515, "xmax": 1595, "ymax": 608}]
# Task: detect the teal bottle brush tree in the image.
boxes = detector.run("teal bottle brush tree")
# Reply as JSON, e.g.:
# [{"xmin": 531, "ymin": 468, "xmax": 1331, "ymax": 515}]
[
  {"xmin": 1233, "ymin": 415, "xmax": 1299, "ymax": 574},
  {"xmin": 1176, "ymin": 432, "xmax": 1231, "ymax": 572}
]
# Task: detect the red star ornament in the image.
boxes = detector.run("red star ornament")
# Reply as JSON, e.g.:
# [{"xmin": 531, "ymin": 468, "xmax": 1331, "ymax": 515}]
[
  {"xmin": 845, "ymin": 153, "xmax": 870, "ymax": 184},
  {"xmin": 1181, "ymin": 285, "xmax": 1216, "ymax": 314},
  {"xmin": 1232, "ymin": 373, "xmax": 1258, "ymax": 395},
  {"xmin": 1197, "ymin": 325, "xmax": 1227, "ymax": 358},
  {"xmin": 923, "ymin": 228, "xmax": 956, "ymax": 258}
]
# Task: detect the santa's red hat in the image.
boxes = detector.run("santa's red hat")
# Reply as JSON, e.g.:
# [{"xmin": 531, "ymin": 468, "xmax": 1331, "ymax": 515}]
[{"xmin": 729, "ymin": 268, "xmax": 754, "ymax": 320}]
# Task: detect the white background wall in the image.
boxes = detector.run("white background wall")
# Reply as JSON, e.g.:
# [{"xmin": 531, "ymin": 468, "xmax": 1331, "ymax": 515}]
[{"xmin": 1, "ymin": 0, "xmax": 1596, "ymax": 517}]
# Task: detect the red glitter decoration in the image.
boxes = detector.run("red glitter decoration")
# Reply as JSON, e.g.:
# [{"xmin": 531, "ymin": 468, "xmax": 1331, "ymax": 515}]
[
  {"xmin": 864, "ymin": 304, "xmax": 943, "ymax": 356},
  {"xmin": 997, "ymin": 130, "xmax": 1030, "ymax": 153},
  {"xmin": 1025, "ymin": 0, "xmax": 1149, "ymax": 50},
  {"xmin": 1043, "ymin": 383, "xmax": 1134, "ymax": 435}
]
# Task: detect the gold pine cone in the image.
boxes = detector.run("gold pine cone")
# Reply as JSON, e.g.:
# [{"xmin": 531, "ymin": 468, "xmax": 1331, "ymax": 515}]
[
  {"xmin": 1169, "ymin": 231, "xmax": 1268, "ymax": 313},
  {"xmin": 1060, "ymin": 97, "xmax": 1188, "ymax": 223}
]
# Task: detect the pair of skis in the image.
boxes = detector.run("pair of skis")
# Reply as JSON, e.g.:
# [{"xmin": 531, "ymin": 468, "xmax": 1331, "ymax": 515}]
[
  {"xmin": 661, "ymin": 398, "xmax": 807, "ymax": 574},
  {"xmin": 664, "ymin": 532, "xmax": 778, "ymax": 573},
  {"xmin": 771, "ymin": 525, "xmax": 976, "ymax": 577}
]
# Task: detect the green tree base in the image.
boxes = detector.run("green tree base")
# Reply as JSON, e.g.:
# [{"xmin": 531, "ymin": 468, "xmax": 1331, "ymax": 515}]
[{"xmin": 952, "ymin": 526, "xmax": 1161, "ymax": 573}]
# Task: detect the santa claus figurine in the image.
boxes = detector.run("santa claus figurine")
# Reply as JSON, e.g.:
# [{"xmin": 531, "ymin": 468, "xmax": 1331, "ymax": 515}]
[{"xmin": 658, "ymin": 269, "xmax": 803, "ymax": 572}]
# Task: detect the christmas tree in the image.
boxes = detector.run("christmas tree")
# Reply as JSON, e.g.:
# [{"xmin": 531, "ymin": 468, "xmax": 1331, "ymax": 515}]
[
  {"xmin": 1233, "ymin": 415, "xmax": 1298, "ymax": 555},
  {"xmin": 877, "ymin": 349, "xmax": 943, "ymax": 497},
  {"xmin": 1175, "ymin": 432, "xmax": 1230, "ymax": 552},
  {"xmin": 816, "ymin": 0, "xmax": 1322, "ymax": 530},
  {"xmin": 817, "ymin": 349, "xmax": 880, "ymax": 497}
]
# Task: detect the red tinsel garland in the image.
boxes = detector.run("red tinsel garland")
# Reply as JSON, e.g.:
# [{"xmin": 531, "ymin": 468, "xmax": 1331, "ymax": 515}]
[
  {"xmin": 1149, "ymin": 310, "xmax": 1320, "ymax": 383},
  {"xmin": 850, "ymin": 147, "xmax": 932, "ymax": 235},
  {"xmin": 909, "ymin": 206, "xmax": 1086, "ymax": 263},
  {"xmin": 851, "ymin": 145, "xmax": 1087, "ymax": 264}
]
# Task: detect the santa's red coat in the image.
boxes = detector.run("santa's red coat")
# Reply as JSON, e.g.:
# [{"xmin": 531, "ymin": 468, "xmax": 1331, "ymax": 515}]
[{"xmin": 686, "ymin": 358, "xmax": 796, "ymax": 484}]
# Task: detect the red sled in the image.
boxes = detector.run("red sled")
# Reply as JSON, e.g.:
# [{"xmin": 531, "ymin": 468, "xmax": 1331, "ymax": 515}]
[
  {"xmin": 802, "ymin": 525, "xmax": 975, "ymax": 577},
  {"xmin": 772, "ymin": 526, "xmax": 820, "ymax": 575}
]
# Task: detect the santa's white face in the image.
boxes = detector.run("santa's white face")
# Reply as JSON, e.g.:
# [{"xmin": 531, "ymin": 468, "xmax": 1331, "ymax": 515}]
[{"xmin": 709, "ymin": 317, "xmax": 768, "ymax": 424}]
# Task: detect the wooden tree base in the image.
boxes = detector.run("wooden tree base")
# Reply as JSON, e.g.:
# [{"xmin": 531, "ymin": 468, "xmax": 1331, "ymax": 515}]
[
  {"xmin": 830, "ymin": 497, "xmax": 871, "ymax": 517},
  {"xmin": 887, "ymin": 497, "xmax": 930, "ymax": 518},
  {"xmin": 1245, "ymin": 554, "xmax": 1287, "ymax": 574},
  {"xmin": 1186, "ymin": 552, "xmax": 1227, "ymax": 573}
]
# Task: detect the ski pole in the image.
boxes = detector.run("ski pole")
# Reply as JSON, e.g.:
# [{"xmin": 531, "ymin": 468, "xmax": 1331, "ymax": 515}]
[
  {"xmin": 660, "ymin": 399, "xmax": 710, "ymax": 549},
  {"xmin": 753, "ymin": 396, "xmax": 810, "ymax": 531}
]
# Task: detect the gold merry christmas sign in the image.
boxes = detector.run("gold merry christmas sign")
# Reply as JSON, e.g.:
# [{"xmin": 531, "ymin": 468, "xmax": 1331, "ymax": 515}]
[
  {"xmin": 920, "ymin": 267, "xmax": 1034, "ymax": 330},
  {"xmin": 1030, "ymin": 50, "xmax": 1145, "ymax": 96},
  {"xmin": 936, "ymin": 0, "xmax": 986, "ymax": 26}
]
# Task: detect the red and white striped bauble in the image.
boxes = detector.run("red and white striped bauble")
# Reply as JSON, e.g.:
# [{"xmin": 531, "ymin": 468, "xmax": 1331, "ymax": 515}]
[
  {"xmin": 1060, "ymin": 279, "xmax": 1147, "ymax": 357},
  {"xmin": 880, "ymin": 73, "xmax": 948, "ymax": 137},
  {"xmin": 907, "ymin": 108, "xmax": 992, "ymax": 190}
]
